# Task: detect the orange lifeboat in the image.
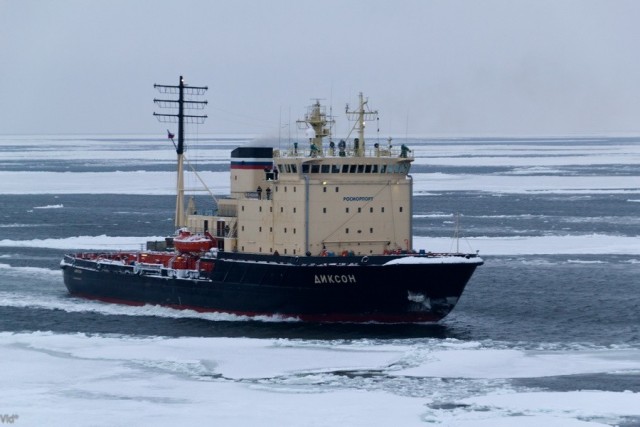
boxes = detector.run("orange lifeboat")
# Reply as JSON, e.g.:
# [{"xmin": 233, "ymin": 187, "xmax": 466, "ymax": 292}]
[{"xmin": 173, "ymin": 228, "xmax": 216, "ymax": 253}]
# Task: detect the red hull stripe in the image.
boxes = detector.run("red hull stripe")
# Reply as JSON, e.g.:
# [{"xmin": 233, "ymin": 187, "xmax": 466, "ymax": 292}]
[
  {"xmin": 69, "ymin": 292, "xmax": 441, "ymax": 323},
  {"xmin": 231, "ymin": 162, "xmax": 273, "ymax": 170}
]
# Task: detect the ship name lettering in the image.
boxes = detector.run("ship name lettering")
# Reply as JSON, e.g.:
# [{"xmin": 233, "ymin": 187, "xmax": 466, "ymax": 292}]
[
  {"xmin": 314, "ymin": 274, "xmax": 356, "ymax": 284},
  {"xmin": 343, "ymin": 196, "xmax": 373, "ymax": 202}
]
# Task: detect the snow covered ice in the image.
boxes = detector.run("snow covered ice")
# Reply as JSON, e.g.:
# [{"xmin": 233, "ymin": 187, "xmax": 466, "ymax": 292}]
[{"xmin": 1, "ymin": 332, "xmax": 639, "ymax": 426}]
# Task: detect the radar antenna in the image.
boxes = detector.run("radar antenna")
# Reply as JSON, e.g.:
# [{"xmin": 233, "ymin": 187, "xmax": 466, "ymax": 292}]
[{"xmin": 296, "ymin": 99, "xmax": 335, "ymax": 155}]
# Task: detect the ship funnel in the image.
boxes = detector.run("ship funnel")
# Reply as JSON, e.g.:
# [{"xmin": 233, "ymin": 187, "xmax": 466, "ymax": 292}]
[{"xmin": 230, "ymin": 147, "xmax": 274, "ymax": 195}]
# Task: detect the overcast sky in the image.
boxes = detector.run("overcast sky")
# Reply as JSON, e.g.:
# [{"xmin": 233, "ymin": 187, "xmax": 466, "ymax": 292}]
[{"xmin": 2, "ymin": 0, "xmax": 640, "ymax": 137}]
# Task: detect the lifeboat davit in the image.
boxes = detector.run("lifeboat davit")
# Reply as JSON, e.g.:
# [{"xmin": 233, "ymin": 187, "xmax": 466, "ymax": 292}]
[{"xmin": 173, "ymin": 228, "xmax": 216, "ymax": 253}]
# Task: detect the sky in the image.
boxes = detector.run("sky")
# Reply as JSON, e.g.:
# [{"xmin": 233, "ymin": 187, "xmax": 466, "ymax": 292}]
[{"xmin": 2, "ymin": 0, "xmax": 640, "ymax": 137}]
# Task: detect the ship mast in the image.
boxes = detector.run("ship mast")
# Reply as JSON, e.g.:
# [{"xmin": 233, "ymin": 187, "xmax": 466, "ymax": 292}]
[
  {"xmin": 153, "ymin": 76, "xmax": 208, "ymax": 228},
  {"xmin": 346, "ymin": 92, "xmax": 378, "ymax": 156},
  {"xmin": 296, "ymin": 100, "xmax": 334, "ymax": 154}
]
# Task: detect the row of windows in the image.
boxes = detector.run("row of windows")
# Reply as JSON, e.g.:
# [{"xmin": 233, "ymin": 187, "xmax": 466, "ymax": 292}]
[
  {"xmin": 260, "ymin": 185, "xmax": 406, "ymax": 194},
  {"xmin": 244, "ymin": 205, "xmax": 298, "ymax": 213},
  {"xmin": 276, "ymin": 186, "xmax": 296, "ymax": 192},
  {"xmin": 277, "ymin": 163, "xmax": 411, "ymax": 175},
  {"xmin": 345, "ymin": 228, "xmax": 376, "ymax": 234},
  {"xmin": 277, "ymin": 185, "xmax": 336, "ymax": 192},
  {"xmin": 342, "ymin": 206, "xmax": 395, "ymax": 213},
  {"xmin": 240, "ymin": 225, "xmax": 377, "ymax": 236},
  {"xmin": 244, "ymin": 205, "xmax": 401, "ymax": 214},
  {"xmin": 240, "ymin": 246, "xmax": 298, "ymax": 255},
  {"xmin": 241, "ymin": 225, "xmax": 297, "ymax": 234},
  {"xmin": 239, "ymin": 246, "xmax": 380, "ymax": 256}
]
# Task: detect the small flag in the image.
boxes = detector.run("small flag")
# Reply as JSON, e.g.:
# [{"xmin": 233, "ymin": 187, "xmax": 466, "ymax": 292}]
[{"xmin": 167, "ymin": 130, "xmax": 175, "ymax": 139}]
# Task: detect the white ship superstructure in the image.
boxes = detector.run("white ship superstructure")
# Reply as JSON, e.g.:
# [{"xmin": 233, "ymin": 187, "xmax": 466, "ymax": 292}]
[{"xmin": 187, "ymin": 94, "xmax": 415, "ymax": 257}]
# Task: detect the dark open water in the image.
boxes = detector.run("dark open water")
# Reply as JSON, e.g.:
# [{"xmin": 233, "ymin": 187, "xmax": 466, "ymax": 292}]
[{"xmin": 1, "ymin": 192, "xmax": 638, "ymax": 345}]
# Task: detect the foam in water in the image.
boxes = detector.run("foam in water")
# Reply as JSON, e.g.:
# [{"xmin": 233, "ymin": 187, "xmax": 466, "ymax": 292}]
[
  {"xmin": 33, "ymin": 204, "xmax": 64, "ymax": 209},
  {"xmin": 0, "ymin": 235, "xmax": 165, "ymax": 250},
  {"xmin": 0, "ymin": 291, "xmax": 298, "ymax": 323}
]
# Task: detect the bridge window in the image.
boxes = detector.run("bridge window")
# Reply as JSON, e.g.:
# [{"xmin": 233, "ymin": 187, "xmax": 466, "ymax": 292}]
[
  {"xmin": 285, "ymin": 164, "xmax": 291, "ymax": 173},
  {"xmin": 365, "ymin": 165, "xmax": 372, "ymax": 173},
  {"xmin": 331, "ymin": 164, "xmax": 340, "ymax": 173},
  {"xmin": 291, "ymin": 164, "xmax": 298, "ymax": 173},
  {"xmin": 342, "ymin": 165, "xmax": 349, "ymax": 173},
  {"xmin": 357, "ymin": 165, "xmax": 365, "ymax": 173},
  {"xmin": 372, "ymin": 164, "xmax": 378, "ymax": 173},
  {"xmin": 381, "ymin": 164, "xmax": 387, "ymax": 173},
  {"xmin": 311, "ymin": 165, "xmax": 320, "ymax": 173},
  {"xmin": 302, "ymin": 164, "xmax": 309, "ymax": 173},
  {"xmin": 349, "ymin": 165, "xmax": 357, "ymax": 173},
  {"xmin": 321, "ymin": 165, "xmax": 330, "ymax": 173}
]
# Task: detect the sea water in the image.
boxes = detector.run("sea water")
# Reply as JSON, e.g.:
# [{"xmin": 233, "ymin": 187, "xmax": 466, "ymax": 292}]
[{"xmin": 0, "ymin": 135, "xmax": 639, "ymax": 426}]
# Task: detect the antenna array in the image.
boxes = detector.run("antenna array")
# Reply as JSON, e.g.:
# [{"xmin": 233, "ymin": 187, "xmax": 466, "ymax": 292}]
[{"xmin": 153, "ymin": 76, "xmax": 208, "ymax": 228}]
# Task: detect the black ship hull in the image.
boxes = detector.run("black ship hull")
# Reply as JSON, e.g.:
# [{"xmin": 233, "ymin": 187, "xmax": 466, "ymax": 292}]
[{"xmin": 61, "ymin": 253, "xmax": 482, "ymax": 323}]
